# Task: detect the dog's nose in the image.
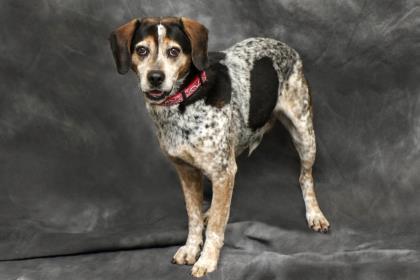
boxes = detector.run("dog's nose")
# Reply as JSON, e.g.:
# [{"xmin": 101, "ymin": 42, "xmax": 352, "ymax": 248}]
[{"xmin": 147, "ymin": 70, "xmax": 165, "ymax": 87}]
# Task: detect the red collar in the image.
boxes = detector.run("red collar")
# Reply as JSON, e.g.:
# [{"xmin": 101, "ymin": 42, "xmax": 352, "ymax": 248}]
[{"xmin": 156, "ymin": 71, "xmax": 207, "ymax": 106}]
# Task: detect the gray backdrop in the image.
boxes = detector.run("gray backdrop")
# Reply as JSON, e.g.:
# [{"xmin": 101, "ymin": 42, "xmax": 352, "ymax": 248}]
[{"xmin": 0, "ymin": 0, "xmax": 419, "ymax": 279}]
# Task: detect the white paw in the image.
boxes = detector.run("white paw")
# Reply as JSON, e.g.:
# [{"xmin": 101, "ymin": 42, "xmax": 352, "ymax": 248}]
[
  {"xmin": 171, "ymin": 245, "xmax": 201, "ymax": 265},
  {"xmin": 191, "ymin": 256, "xmax": 217, "ymax": 278},
  {"xmin": 307, "ymin": 211, "xmax": 330, "ymax": 233}
]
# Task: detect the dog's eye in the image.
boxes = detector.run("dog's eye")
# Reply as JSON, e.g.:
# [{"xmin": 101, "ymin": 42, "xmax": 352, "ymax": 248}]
[
  {"xmin": 136, "ymin": 46, "xmax": 149, "ymax": 57},
  {"xmin": 167, "ymin": 47, "xmax": 180, "ymax": 58}
]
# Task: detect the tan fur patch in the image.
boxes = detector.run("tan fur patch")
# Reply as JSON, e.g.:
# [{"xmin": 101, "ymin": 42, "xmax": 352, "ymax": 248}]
[
  {"xmin": 171, "ymin": 160, "xmax": 204, "ymax": 266},
  {"xmin": 131, "ymin": 36, "xmax": 156, "ymax": 72},
  {"xmin": 177, "ymin": 56, "xmax": 192, "ymax": 79}
]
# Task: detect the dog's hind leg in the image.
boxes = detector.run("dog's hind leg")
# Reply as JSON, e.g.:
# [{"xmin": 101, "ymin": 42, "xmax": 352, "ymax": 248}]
[
  {"xmin": 171, "ymin": 161, "xmax": 204, "ymax": 265},
  {"xmin": 275, "ymin": 61, "xmax": 330, "ymax": 233}
]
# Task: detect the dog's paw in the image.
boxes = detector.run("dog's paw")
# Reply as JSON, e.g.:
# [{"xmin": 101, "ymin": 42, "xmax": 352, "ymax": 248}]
[
  {"xmin": 191, "ymin": 256, "xmax": 217, "ymax": 278},
  {"xmin": 307, "ymin": 211, "xmax": 330, "ymax": 233},
  {"xmin": 171, "ymin": 245, "xmax": 200, "ymax": 265}
]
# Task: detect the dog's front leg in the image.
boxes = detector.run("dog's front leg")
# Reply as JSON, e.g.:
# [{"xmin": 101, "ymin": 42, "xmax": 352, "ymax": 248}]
[
  {"xmin": 171, "ymin": 161, "xmax": 204, "ymax": 265},
  {"xmin": 191, "ymin": 158, "xmax": 237, "ymax": 277}
]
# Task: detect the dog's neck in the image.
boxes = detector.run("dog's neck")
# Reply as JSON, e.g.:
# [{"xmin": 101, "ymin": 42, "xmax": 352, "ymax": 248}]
[
  {"xmin": 145, "ymin": 58, "xmax": 230, "ymax": 123},
  {"xmin": 156, "ymin": 70, "xmax": 207, "ymax": 108},
  {"xmin": 147, "ymin": 65, "xmax": 215, "ymax": 113}
]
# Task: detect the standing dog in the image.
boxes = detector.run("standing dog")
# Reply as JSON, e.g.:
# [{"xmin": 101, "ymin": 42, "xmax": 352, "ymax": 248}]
[{"xmin": 109, "ymin": 17, "xmax": 330, "ymax": 277}]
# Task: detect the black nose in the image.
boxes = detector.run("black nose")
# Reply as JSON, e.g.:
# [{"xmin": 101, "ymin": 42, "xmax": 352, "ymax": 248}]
[{"xmin": 147, "ymin": 70, "xmax": 165, "ymax": 87}]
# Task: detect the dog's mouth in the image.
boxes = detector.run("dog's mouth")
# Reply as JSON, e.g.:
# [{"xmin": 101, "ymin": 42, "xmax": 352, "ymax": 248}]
[{"xmin": 145, "ymin": 90, "xmax": 168, "ymax": 101}]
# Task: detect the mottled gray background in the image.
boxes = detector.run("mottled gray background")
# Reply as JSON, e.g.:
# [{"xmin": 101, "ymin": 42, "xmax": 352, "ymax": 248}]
[{"xmin": 0, "ymin": 0, "xmax": 420, "ymax": 279}]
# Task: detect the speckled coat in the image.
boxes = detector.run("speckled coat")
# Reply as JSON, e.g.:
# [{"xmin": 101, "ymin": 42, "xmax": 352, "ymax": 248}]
[
  {"xmin": 110, "ymin": 17, "xmax": 329, "ymax": 277},
  {"xmin": 145, "ymin": 37, "xmax": 329, "ymax": 276},
  {"xmin": 147, "ymin": 38, "xmax": 297, "ymax": 176}
]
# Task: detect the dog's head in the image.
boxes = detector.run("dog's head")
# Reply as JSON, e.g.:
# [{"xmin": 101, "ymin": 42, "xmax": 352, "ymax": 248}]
[{"xmin": 109, "ymin": 17, "xmax": 208, "ymax": 103}]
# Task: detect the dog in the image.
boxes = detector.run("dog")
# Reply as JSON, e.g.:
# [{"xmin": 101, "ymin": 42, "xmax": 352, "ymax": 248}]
[{"xmin": 109, "ymin": 16, "xmax": 330, "ymax": 277}]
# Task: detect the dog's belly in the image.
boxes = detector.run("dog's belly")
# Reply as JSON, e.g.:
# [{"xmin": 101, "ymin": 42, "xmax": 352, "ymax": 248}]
[{"xmin": 232, "ymin": 117, "xmax": 275, "ymax": 156}]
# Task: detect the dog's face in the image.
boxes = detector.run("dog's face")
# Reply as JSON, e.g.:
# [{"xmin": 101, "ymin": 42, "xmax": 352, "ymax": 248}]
[{"xmin": 109, "ymin": 17, "xmax": 208, "ymax": 103}]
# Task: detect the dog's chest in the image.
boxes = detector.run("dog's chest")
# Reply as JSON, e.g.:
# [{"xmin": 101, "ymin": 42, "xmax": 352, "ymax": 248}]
[{"xmin": 146, "ymin": 101, "xmax": 232, "ymax": 163}]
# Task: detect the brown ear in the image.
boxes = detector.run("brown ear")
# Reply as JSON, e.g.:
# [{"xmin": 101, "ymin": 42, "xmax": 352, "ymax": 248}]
[
  {"xmin": 181, "ymin": 17, "xmax": 209, "ymax": 70},
  {"xmin": 109, "ymin": 19, "xmax": 140, "ymax": 74}
]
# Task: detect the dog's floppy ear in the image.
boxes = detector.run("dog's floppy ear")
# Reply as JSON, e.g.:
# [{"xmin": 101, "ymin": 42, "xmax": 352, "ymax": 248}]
[
  {"xmin": 109, "ymin": 19, "xmax": 140, "ymax": 74},
  {"xmin": 181, "ymin": 17, "xmax": 209, "ymax": 71}
]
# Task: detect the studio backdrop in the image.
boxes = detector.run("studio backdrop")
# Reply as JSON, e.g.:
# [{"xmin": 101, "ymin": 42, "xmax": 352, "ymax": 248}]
[{"xmin": 0, "ymin": 0, "xmax": 419, "ymax": 279}]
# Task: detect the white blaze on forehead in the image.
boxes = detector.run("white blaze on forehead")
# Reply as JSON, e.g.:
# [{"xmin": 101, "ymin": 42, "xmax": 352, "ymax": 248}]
[{"xmin": 157, "ymin": 24, "xmax": 166, "ymax": 44}]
